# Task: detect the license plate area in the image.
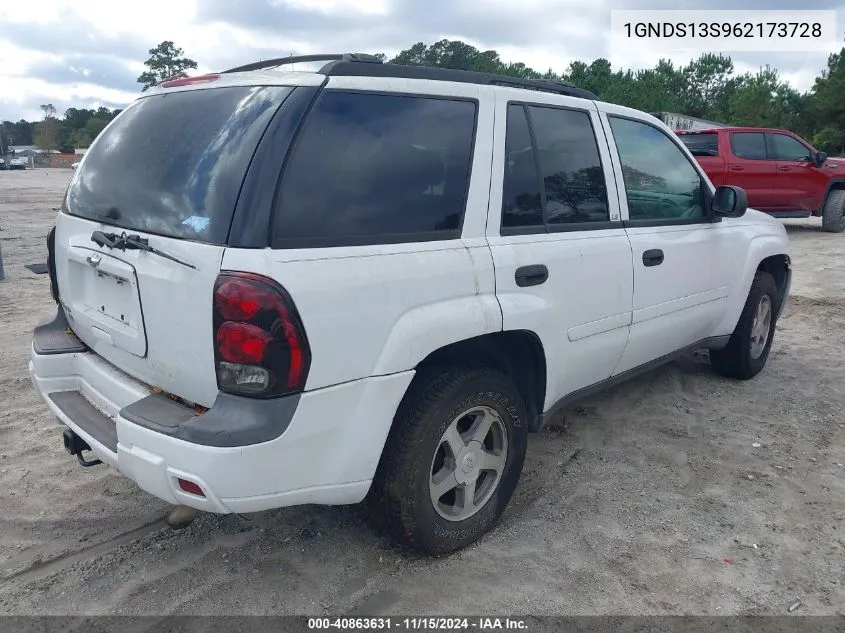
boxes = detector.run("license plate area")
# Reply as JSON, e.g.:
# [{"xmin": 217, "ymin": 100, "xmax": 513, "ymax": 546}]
[
  {"xmin": 65, "ymin": 248, "xmax": 147, "ymax": 357},
  {"xmin": 90, "ymin": 268, "xmax": 135, "ymax": 325}
]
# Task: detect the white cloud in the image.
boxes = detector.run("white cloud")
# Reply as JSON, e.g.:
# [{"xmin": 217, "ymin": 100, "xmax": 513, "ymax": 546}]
[
  {"xmin": 0, "ymin": 0, "xmax": 840, "ymax": 121},
  {"xmin": 274, "ymin": 0, "xmax": 390, "ymax": 16}
]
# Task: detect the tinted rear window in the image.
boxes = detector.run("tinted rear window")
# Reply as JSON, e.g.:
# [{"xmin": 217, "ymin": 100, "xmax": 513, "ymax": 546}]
[
  {"xmin": 502, "ymin": 104, "xmax": 543, "ymax": 228},
  {"xmin": 65, "ymin": 86, "xmax": 292, "ymax": 244},
  {"xmin": 678, "ymin": 133, "xmax": 719, "ymax": 157},
  {"xmin": 528, "ymin": 105, "xmax": 608, "ymax": 225},
  {"xmin": 272, "ymin": 91, "xmax": 477, "ymax": 247}
]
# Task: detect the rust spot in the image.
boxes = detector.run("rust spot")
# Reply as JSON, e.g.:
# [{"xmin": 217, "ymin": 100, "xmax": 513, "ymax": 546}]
[{"xmin": 148, "ymin": 384, "xmax": 208, "ymax": 416}]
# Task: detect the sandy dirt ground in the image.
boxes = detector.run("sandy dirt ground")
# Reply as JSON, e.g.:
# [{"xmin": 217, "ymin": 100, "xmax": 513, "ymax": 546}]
[{"xmin": 0, "ymin": 169, "xmax": 842, "ymax": 617}]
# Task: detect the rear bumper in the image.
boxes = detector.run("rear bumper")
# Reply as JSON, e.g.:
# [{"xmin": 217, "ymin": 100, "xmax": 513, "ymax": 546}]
[{"xmin": 29, "ymin": 314, "xmax": 414, "ymax": 514}]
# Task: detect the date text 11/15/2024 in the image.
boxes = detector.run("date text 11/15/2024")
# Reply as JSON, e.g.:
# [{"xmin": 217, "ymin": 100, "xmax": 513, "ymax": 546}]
[{"xmin": 307, "ymin": 617, "xmax": 529, "ymax": 630}]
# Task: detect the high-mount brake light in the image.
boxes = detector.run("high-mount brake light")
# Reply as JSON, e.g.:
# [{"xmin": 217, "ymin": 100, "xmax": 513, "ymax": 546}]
[
  {"xmin": 212, "ymin": 272, "xmax": 311, "ymax": 398},
  {"xmin": 161, "ymin": 73, "xmax": 220, "ymax": 88}
]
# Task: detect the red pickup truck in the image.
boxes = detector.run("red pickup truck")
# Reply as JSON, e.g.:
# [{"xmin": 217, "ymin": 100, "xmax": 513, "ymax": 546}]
[{"xmin": 676, "ymin": 127, "xmax": 845, "ymax": 233}]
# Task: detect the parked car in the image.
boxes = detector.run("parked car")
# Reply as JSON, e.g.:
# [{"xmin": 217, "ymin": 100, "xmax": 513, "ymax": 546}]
[
  {"xmin": 71, "ymin": 161, "xmax": 81, "ymax": 170},
  {"xmin": 676, "ymin": 127, "xmax": 845, "ymax": 233},
  {"xmin": 8, "ymin": 156, "xmax": 26, "ymax": 170},
  {"xmin": 30, "ymin": 54, "xmax": 791, "ymax": 554}
]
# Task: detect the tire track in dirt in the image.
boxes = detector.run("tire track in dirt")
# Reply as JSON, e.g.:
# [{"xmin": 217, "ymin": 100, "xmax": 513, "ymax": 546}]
[{"xmin": 1, "ymin": 517, "xmax": 167, "ymax": 588}]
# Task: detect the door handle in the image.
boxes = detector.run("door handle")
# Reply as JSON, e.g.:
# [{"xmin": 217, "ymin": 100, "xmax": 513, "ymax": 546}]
[
  {"xmin": 729, "ymin": 166, "xmax": 744, "ymax": 171},
  {"xmin": 777, "ymin": 166, "xmax": 791, "ymax": 172},
  {"xmin": 642, "ymin": 249, "xmax": 664, "ymax": 267},
  {"xmin": 515, "ymin": 264, "xmax": 548, "ymax": 287}
]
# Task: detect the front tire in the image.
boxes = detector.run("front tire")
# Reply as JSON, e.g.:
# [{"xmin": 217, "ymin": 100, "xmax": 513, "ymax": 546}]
[
  {"xmin": 369, "ymin": 366, "xmax": 528, "ymax": 555},
  {"xmin": 821, "ymin": 188, "xmax": 845, "ymax": 233},
  {"xmin": 710, "ymin": 271, "xmax": 778, "ymax": 380}
]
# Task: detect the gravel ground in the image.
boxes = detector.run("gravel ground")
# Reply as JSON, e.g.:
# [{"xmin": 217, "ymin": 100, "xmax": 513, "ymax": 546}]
[{"xmin": 0, "ymin": 169, "xmax": 843, "ymax": 617}]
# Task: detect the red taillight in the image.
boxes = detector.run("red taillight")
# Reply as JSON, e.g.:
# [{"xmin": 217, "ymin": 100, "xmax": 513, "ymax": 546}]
[
  {"xmin": 216, "ymin": 322, "xmax": 271, "ymax": 364},
  {"xmin": 215, "ymin": 277, "xmax": 266, "ymax": 320},
  {"xmin": 212, "ymin": 272, "xmax": 311, "ymax": 398},
  {"xmin": 161, "ymin": 73, "xmax": 220, "ymax": 88}
]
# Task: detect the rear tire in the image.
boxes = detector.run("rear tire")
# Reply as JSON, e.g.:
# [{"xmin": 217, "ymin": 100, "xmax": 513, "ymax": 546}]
[
  {"xmin": 710, "ymin": 272, "xmax": 778, "ymax": 380},
  {"xmin": 368, "ymin": 365, "xmax": 528, "ymax": 555},
  {"xmin": 821, "ymin": 188, "xmax": 845, "ymax": 233}
]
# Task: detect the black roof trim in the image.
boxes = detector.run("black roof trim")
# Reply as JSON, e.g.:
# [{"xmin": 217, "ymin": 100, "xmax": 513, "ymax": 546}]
[
  {"xmin": 319, "ymin": 61, "xmax": 598, "ymax": 100},
  {"xmin": 221, "ymin": 53, "xmax": 597, "ymax": 100},
  {"xmin": 222, "ymin": 53, "xmax": 382, "ymax": 74}
]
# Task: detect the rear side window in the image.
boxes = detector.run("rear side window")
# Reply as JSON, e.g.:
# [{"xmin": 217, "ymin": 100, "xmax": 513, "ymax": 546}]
[
  {"xmin": 731, "ymin": 132, "xmax": 767, "ymax": 160},
  {"xmin": 501, "ymin": 103, "xmax": 608, "ymax": 232},
  {"xmin": 65, "ymin": 86, "xmax": 292, "ymax": 244},
  {"xmin": 678, "ymin": 133, "xmax": 719, "ymax": 157},
  {"xmin": 502, "ymin": 105, "xmax": 543, "ymax": 228},
  {"xmin": 528, "ymin": 105, "xmax": 608, "ymax": 225},
  {"xmin": 272, "ymin": 91, "xmax": 477, "ymax": 247}
]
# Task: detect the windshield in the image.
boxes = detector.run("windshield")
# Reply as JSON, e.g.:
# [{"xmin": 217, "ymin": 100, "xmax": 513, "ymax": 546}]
[{"xmin": 64, "ymin": 85, "xmax": 293, "ymax": 244}]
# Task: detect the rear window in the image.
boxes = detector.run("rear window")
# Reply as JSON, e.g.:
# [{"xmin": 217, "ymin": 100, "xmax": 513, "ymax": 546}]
[
  {"xmin": 272, "ymin": 91, "xmax": 477, "ymax": 248},
  {"xmin": 678, "ymin": 132, "xmax": 719, "ymax": 157},
  {"xmin": 64, "ymin": 86, "xmax": 292, "ymax": 244}
]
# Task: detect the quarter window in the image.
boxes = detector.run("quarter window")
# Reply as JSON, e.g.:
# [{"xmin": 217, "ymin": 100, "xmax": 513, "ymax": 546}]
[
  {"xmin": 609, "ymin": 116, "xmax": 705, "ymax": 222},
  {"xmin": 273, "ymin": 91, "xmax": 477, "ymax": 247}
]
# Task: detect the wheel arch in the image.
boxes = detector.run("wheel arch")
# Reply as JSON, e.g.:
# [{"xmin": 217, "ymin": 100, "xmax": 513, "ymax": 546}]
[
  {"xmin": 407, "ymin": 330, "xmax": 548, "ymax": 433},
  {"xmin": 817, "ymin": 178, "xmax": 845, "ymax": 216},
  {"xmin": 713, "ymin": 237, "xmax": 791, "ymax": 336},
  {"xmin": 757, "ymin": 254, "xmax": 791, "ymax": 319}
]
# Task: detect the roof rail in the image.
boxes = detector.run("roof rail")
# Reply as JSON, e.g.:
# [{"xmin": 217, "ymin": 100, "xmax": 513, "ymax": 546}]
[
  {"xmin": 222, "ymin": 54, "xmax": 598, "ymax": 101},
  {"xmin": 222, "ymin": 53, "xmax": 382, "ymax": 74},
  {"xmin": 319, "ymin": 61, "xmax": 599, "ymax": 100}
]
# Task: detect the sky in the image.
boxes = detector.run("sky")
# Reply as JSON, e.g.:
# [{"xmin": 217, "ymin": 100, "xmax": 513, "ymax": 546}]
[{"xmin": 1, "ymin": 0, "xmax": 843, "ymax": 123}]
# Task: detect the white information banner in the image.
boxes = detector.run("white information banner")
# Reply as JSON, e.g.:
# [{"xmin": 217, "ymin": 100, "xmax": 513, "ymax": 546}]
[{"xmin": 610, "ymin": 10, "xmax": 837, "ymax": 56}]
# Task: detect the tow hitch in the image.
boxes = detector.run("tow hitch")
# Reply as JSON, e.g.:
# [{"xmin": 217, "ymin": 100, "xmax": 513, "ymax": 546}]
[{"xmin": 62, "ymin": 428, "xmax": 103, "ymax": 467}]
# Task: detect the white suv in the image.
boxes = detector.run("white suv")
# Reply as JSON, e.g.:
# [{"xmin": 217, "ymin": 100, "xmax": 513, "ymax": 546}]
[{"xmin": 30, "ymin": 54, "xmax": 791, "ymax": 554}]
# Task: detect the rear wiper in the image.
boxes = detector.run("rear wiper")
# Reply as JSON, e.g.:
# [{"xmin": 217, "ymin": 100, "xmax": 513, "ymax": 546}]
[{"xmin": 90, "ymin": 231, "xmax": 197, "ymax": 270}]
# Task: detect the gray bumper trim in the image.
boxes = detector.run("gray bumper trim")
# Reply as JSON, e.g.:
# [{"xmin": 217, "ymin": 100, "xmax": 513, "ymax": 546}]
[
  {"xmin": 33, "ymin": 307, "xmax": 87, "ymax": 355},
  {"xmin": 120, "ymin": 391, "xmax": 301, "ymax": 448},
  {"xmin": 48, "ymin": 392, "xmax": 117, "ymax": 452}
]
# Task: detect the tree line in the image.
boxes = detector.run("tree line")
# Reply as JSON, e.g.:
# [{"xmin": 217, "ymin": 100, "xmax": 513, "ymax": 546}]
[
  {"xmin": 391, "ymin": 40, "xmax": 845, "ymax": 154},
  {"xmin": 1, "ymin": 105, "xmax": 121, "ymax": 154},
  {"xmin": 3, "ymin": 39, "xmax": 844, "ymax": 155}
]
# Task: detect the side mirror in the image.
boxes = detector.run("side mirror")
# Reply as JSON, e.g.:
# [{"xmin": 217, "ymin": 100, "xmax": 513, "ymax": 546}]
[
  {"xmin": 814, "ymin": 151, "xmax": 828, "ymax": 168},
  {"xmin": 712, "ymin": 185, "xmax": 748, "ymax": 218}
]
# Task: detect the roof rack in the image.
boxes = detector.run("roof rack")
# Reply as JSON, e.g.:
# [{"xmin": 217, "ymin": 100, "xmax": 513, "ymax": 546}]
[
  {"xmin": 222, "ymin": 53, "xmax": 382, "ymax": 74},
  {"xmin": 320, "ymin": 60, "xmax": 598, "ymax": 100},
  {"xmin": 222, "ymin": 53, "xmax": 598, "ymax": 101}
]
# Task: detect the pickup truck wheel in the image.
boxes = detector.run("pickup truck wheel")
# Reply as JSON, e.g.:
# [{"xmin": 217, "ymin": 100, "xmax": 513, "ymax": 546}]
[
  {"xmin": 369, "ymin": 366, "xmax": 528, "ymax": 555},
  {"xmin": 710, "ymin": 271, "xmax": 778, "ymax": 380},
  {"xmin": 821, "ymin": 189, "xmax": 845, "ymax": 233}
]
